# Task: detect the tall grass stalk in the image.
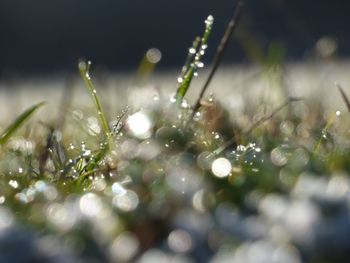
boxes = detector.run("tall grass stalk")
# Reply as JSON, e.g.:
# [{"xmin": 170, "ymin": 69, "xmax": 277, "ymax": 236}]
[
  {"xmin": 192, "ymin": 0, "xmax": 244, "ymax": 115},
  {"xmin": 78, "ymin": 60, "xmax": 111, "ymax": 139},
  {"xmin": 175, "ymin": 15, "xmax": 214, "ymax": 103}
]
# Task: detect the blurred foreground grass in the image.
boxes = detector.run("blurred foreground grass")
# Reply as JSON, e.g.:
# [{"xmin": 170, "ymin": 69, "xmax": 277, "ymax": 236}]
[{"xmin": 0, "ymin": 59, "xmax": 350, "ymax": 263}]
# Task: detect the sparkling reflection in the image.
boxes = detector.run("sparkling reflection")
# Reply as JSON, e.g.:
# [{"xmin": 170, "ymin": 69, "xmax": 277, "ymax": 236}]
[
  {"xmin": 126, "ymin": 111, "xmax": 153, "ymax": 139},
  {"xmin": 211, "ymin": 158, "xmax": 232, "ymax": 178}
]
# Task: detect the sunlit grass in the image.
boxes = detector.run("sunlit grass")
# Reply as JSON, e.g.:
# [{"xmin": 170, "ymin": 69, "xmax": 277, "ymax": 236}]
[{"xmin": 0, "ymin": 11, "xmax": 350, "ymax": 263}]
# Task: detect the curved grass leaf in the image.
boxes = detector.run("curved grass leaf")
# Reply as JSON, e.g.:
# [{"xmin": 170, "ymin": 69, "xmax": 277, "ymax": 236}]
[
  {"xmin": 78, "ymin": 60, "xmax": 110, "ymax": 138},
  {"xmin": 337, "ymin": 84, "xmax": 350, "ymax": 112},
  {"xmin": 0, "ymin": 102, "xmax": 45, "ymax": 146},
  {"xmin": 78, "ymin": 60, "xmax": 111, "ymax": 175}
]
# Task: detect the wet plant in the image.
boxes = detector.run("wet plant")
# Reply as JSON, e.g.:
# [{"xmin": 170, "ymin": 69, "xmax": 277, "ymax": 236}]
[
  {"xmin": 1, "ymin": 10, "xmax": 350, "ymax": 263},
  {"xmin": 0, "ymin": 102, "xmax": 44, "ymax": 146},
  {"xmin": 175, "ymin": 15, "xmax": 214, "ymax": 103}
]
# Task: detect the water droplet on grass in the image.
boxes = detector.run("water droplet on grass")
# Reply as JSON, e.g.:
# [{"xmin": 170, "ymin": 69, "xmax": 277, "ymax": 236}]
[
  {"xmin": 168, "ymin": 229, "xmax": 193, "ymax": 253},
  {"xmin": 271, "ymin": 147, "xmax": 288, "ymax": 166},
  {"xmin": 112, "ymin": 182, "xmax": 127, "ymax": 196},
  {"xmin": 68, "ymin": 144, "xmax": 75, "ymax": 150},
  {"xmin": 79, "ymin": 193, "xmax": 102, "ymax": 217},
  {"xmin": 82, "ymin": 149, "xmax": 91, "ymax": 157},
  {"xmin": 126, "ymin": 111, "xmax": 153, "ymax": 139},
  {"xmin": 197, "ymin": 62, "xmax": 204, "ymax": 68},
  {"xmin": 110, "ymin": 232, "xmax": 139, "ymax": 262},
  {"xmin": 177, "ymin": 77, "xmax": 183, "ymax": 83},
  {"xmin": 46, "ymin": 203, "xmax": 76, "ymax": 231},
  {"xmin": 205, "ymin": 15, "xmax": 214, "ymax": 25},
  {"xmin": 189, "ymin": 47, "xmax": 196, "ymax": 54},
  {"xmin": 236, "ymin": 145, "xmax": 247, "ymax": 153},
  {"xmin": 211, "ymin": 158, "xmax": 232, "ymax": 178},
  {"xmin": 112, "ymin": 190, "xmax": 139, "ymax": 212},
  {"xmin": 9, "ymin": 180, "xmax": 18, "ymax": 189}
]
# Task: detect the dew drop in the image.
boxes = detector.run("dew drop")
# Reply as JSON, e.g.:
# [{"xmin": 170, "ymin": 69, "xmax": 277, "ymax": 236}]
[
  {"xmin": 170, "ymin": 96, "xmax": 177, "ymax": 103},
  {"xmin": 83, "ymin": 149, "xmax": 92, "ymax": 157},
  {"xmin": 126, "ymin": 111, "xmax": 153, "ymax": 139},
  {"xmin": 9, "ymin": 180, "xmax": 18, "ymax": 189},
  {"xmin": 79, "ymin": 193, "xmax": 102, "ymax": 217},
  {"xmin": 110, "ymin": 232, "xmax": 139, "ymax": 262},
  {"xmin": 168, "ymin": 229, "xmax": 193, "ymax": 253},
  {"xmin": 211, "ymin": 158, "xmax": 232, "ymax": 178},
  {"xmin": 236, "ymin": 145, "xmax": 247, "ymax": 153},
  {"xmin": 271, "ymin": 147, "xmax": 288, "ymax": 166},
  {"xmin": 205, "ymin": 15, "xmax": 214, "ymax": 25},
  {"xmin": 68, "ymin": 144, "xmax": 75, "ymax": 150},
  {"xmin": 189, "ymin": 48, "xmax": 196, "ymax": 54},
  {"xmin": 112, "ymin": 190, "xmax": 139, "ymax": 212},
  {"xmin": 197, "ymin": 62, "xmax": 204, "ymax": 68},
  {"xmin": 112, "ymin": 182, "xmax": 127, "ymax": 196},
  {"xmin": 177, "ymin": 77, "xmax": 184, "ymax": 83}
]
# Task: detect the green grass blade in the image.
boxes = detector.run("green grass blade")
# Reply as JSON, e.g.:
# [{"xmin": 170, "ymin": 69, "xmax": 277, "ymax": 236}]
[
  {"xmin": 181, "ymin": 37, "xmax": 201, "ymax": 76},
  {"xmin": 175, "ymin": 15, "xmax": 214, "ymax": 103},
  {"xmin": 78, "ymin": 60, "xmax": 110, "ymax": 138},
  {"xmin": 0, "ymin": 102, "xmax": 45, "ymax": 146},
  {"xmin": 78, "ymin": 60, "xmax": 112, "ymax": 176},
  {"xmin": 176, "ymin": 67, "xmax": 195, "ymax": 102}
]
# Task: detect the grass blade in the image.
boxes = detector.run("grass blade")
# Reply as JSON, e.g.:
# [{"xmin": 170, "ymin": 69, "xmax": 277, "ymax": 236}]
[
  {"xmin": 0, "ymin": 102, "xmax": 45, "ymax": 146},
  {"xmin": 212, "ymin": 97, "xmax": 302, "ymax": 155},
  {"xmin": 337, "ymin": 84, "xmax": 350, "ymax": 112},
  {"xmin": 78, "ymin": 60, "xmax": 112, "ymax": 176},
  {"xmin": 175, "ymin": 15, "xmax": 214, "ymax": 103},
  {"xmin": 78, "ymin": 60, "xmax": 110, "ymax": 138},
  {"xmin": 192, "ymin": 0, "xmax": 245, "ymax": 114}
]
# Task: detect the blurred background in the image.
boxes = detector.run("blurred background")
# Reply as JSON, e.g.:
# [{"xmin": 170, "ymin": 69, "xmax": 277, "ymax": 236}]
[{"xmin": 0, "ymin": 0, "xmax": 349, "ymax": 76}]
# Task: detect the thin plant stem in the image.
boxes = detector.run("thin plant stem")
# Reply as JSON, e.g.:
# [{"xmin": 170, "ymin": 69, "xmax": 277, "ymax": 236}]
[
  {"xmin": 192, "ymin": 0, "xmax": 245, "ymax": 116},
  {"xmin": 337, "ymin": 84, "xmax": 350, "ymax": 112},
  {"xmin": 78, "ymin": 60, "xmax": 111, "ymax": 139},
  {"xmin": 213, "ymin": 97, "xmax": 302, "ymax": 155},
  {"xmin": 243, "ymin": 97, "xmax": 301, "ymax": 135}
]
